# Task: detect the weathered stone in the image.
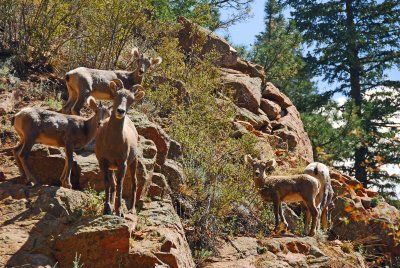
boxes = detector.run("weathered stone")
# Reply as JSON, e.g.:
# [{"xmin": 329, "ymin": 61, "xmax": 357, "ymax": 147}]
[
  {"xmin": 229, "ymin": 58, "xmax": 266, "ymax": 81},
  {"xmin": 128, "ymin": 200, "xmax": 195, "ymax": 268},
  {"xmin": 177, "ymin": 17, "xmax": 238, "ymax": 68},
  {"xmin": 54, "ymin": 216, "xmax": 134, "ymax": 268},
  {"xmin": 0, "ymin": 182, "xmax": 195, "ymax": 268},
  {"xmin": 168, "ymin": 139, "xmax": 183, "ymax": 160},
  {"xmin": 231, "ymin": 120, "xmax": 250, "ymax": 138},
  {"xmin": 274, "ymin": 129, "xmax": 298, "ymax": 151},
  {"xmin": 161, "ymin": 159, "xmax": 185, "ymax": 193},
  {"xmin": 131, "ymin": 113, "xmax": 171, "ymax": 166},
  {"xmin": 260, "ymin": 98, "xmax": 281, "ymax": 120},
  {"xmin": 277, "ymin": 106, "xmax": 313, "ymax": 162},
  {"xmin": 262, "ymin": 82, "xmax": 293, "ymax": 108},
  {"xmin": 203, "ymin": 236, "xmax": 366, "ymax": 268},
  {"xmin": 236, "ymin": 107, "xmax": 270, "ymax": 130},
  {"xmin": 221, "ymin": 72, "xmax": 262, "ymax": 113}
]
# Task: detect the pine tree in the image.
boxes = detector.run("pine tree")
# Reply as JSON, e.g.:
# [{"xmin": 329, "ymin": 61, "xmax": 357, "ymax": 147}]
[{"xmin": 286, "ymin": 0, "xmax": 400, "ymax": 191}]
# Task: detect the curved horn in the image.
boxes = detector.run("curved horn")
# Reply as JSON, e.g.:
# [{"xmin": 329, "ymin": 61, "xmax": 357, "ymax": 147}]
[
  {"xmin": 110, "ymin": 79, "xmax": 124, "ymax": 89},
  {"xmin": 131, "ymin": 84, "xmax": 145, "ymax": 93}
]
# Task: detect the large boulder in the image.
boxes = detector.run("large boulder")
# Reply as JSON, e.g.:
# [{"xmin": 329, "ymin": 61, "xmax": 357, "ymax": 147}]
[
  {"xmin": 54, "ymin": 216, "xmax": 134, "ymax": 268},
  {"xmin": 26, "ymin": 136, "xmax": 157, "ymax": 207},
  {"xmin": 221, "ymin": 71, "xmax": 262, "ymax": 114},
  {"xmin": 161, "ymin": 159, "xmax": 185, "ymax": 194},
  {"xmin": 262, "ymin": 82, "xmax": 293, "ymax": 109},
  {"xmin": 276, "ymin": 106, "xmax": 313, "ymax": 162},
  {"xmin": 0, "ymin": 182, "xmax": 195, "ymax": 268},
  {"xmin": 177, "ymin": 17, "xmax": 238, "ymax": 68},
  {"xmin": 130, "ymin": 112, "xmax": 171, "ymax": 166},
  {"xmin": 330, "ymin": 171, "xmax": 400, "ymax": 257},
  {"xmin": 260, "ymin": 99, "xmax": 282, "ymax": 120}
]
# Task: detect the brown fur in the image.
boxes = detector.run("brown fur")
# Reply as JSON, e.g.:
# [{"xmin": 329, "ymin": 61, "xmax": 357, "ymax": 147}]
[
  {"xmin": 245, "ymin": 155, "xmax": 321, "ymax": 236},
  {"xmin": 62, "ymin": 48, "xmax": 161, "ymax": 115},
  {"xmin": 95, "ymin": 79, "xmax": 145, "ymax": 217},
  {"xmin": 12, "ymin": 97, "xmax": 110, "ymax": 188}
]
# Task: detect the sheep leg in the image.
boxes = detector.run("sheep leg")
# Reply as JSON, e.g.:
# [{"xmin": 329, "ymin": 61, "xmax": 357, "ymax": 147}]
[
  {"xmin": 110, "ymin": 170, "xmax": 117, "ymax": 212},
  {"xmin": 279, "ymin": 203, "xmax": 288, "ymax": 230},
  {"xmin": 115, "ymin": 162, "xmax": 127, "ymax": 217},
  {"xmin": 321, "ymin": 206, "xmax": 328, "ymax": 230},
  {"xmin": 13, "ymin": 142, "xmax": 25, "ymax": 177},
  {"xmin": 303, "ymin": 202, "xmax": 311, "ymax": 235},
  {"xmin": 305, "ymin": 198, "xmax": 319, "ymax": 236},
  {"xmin": 272, "ymin": 195, "xmax": 281, "ymax": 232},
  {"xmin": 100, "ymin": 159, "xmax": 113, "ymax": 215},
  {"xmin": 17, "ymin": 136, "xmax": 37, "ymax": 186},
  {"xmin": 71, "ymin": 88, "xmax": 90, "ymax": 116},
  {"xmin": 60, "ymin": 143, "xmax": 73, "ymax": 189},
  {"xmin": 62, "ymin": 84, "xmax": 77, "ymax": 114},
  {"xmin": 128, "ymin": 159, "xmax": 138, "ymax": 214}
]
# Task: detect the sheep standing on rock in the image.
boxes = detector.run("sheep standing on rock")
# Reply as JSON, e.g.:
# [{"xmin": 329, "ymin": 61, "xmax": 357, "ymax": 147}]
[
  {"xmin": 95, "ymin": 79, "xmax": 145, "ymax": 217},
  {"xmin": 62, "ymin": 48, "xmax": 162, "ymax": 115},
  {"xmin": 12, "ymin": 97, "xmax": 110, "ymax": 188},
  {"xmin": 245, "ymin": 155, "xmax": 321, "ymax": 236},
  {"xmin": 304, "ymin": 162, "xmax": 334, "ymax": 230}
]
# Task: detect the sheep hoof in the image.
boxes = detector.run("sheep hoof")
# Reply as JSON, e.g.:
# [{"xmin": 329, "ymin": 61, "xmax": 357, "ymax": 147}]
[
  {"xmin": 27, "ymin": 181, "xmax": 35, "ymax": 187},
  {"xmin": 308, "ymin": 230, "xmax": 316, "ymax": 236}
]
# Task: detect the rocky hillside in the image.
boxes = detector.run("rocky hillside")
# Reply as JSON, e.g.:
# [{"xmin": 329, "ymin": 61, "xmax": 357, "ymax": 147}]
[{"xmin": 0, "ymin": 17, "xmax": 399, "ymax": 267}]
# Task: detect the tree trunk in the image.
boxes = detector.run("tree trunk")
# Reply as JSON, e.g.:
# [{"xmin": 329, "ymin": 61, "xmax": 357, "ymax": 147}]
[{"xmin": 345, "ymin": 0, "xmax": 368, "ymax": 186}]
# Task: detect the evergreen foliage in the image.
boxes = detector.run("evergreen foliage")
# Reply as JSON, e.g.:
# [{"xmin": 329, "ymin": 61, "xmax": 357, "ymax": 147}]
[{"xmin": 285, "ymin": 0, "xmax": 400, "ymax": 191}]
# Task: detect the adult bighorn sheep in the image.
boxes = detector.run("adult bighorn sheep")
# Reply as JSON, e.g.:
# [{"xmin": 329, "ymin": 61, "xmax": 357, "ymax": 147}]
[
  {"xmin": 12, "ymin": 97, "xmax": 110, "ymax": 188},
  {"xmin": 95, "ymin": 79, "xmax": 144, "ymax": 217},
  {"xmin": 304, "ymin": 162, "xmax": 334, "ymax": 230},
  {"xmin": 62, "ymin": 48, "xmax": 161, "ymax": 115},
  {"xmin": 245, "ymin": 155, "xmax": 321, "ymax": 236}
]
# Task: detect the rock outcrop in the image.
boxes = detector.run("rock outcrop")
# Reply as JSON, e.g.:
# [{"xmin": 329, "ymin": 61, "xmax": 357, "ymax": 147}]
[
  {"xmin": 0, "ymin": 181, "xmax": 194, "ymax": 268},
  {"xmin": 329, "ymin": 170, "xmax": 400, "ymax": 258},
  {"xmin": 202, "ymin": 236, "xmax": 366, "ymax": 268},
  {"xmin": 177, "ymin": 17, "xmax": 313, "ymax": 162}
]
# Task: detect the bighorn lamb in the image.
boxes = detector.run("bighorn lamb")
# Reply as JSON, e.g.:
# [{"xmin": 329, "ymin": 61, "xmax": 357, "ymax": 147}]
[
  {"xmin": 12, "ymin": 97, "xmax": 110, "ymax": 188},
  {"xmin": 304, "ymin": 162, "xmax": 334, "ymax": 230},
  {"xmin": 95, "ymin": 79, "xmax": 144, "ymax": 216},
  {"xmin": 62, "ymin": 48, "xmax": 161, "ymax": 115},
  {"xmin": 245, "ymin": 155, "xmax": 321, "ymax": 236}
]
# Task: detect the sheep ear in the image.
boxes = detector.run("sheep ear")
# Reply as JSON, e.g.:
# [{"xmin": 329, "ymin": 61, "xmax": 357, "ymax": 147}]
[
  {"xmin": 87, "ymin": 96, "xmax": 97, "ymax": 111},
  {"xmin": 132, "ymin": 48, "xmax": 140, "ymax": 58},
  {"xmin": 109, "ymin": 81, "xmax": 118, "ymax": 97},
  {"xmin": 244, "ymin": 154, "xmax": 253, "ymax": 164},
  {"xmin": 151, "ymin": 57, "xmax": 162, "ymax": 66},
  {"xmin": 134, "ymin": 90, "xmax": 145, "ymax": 101},
  {"xmin": 265, "ymin": 159, "xmax": 277, "ymax": 170}
]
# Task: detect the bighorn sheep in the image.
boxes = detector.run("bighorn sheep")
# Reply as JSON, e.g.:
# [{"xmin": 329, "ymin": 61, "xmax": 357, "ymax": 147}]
[
  {"xmin": 304, "ymin": 162, "xmax": 334, "ymax": 230},
  {"xmin": 62, "ymin": 48, "xmax": 161, "ymax": 115},
  {"xmin": 12, "ymin": 98, "xmax": 110, "ymax": 188},
  {"xmin": 245, "ymin": 155, "xmax": 321, "ymax": 236},
  {"xmin": 95, "ymin": 79, "xmax": 144, "ymax": 216}
]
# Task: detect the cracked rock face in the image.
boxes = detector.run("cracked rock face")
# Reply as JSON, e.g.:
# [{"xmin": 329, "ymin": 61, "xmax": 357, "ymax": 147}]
[{"xmin": 0, "ymin": 182, "xmax": 194, "ymax": 268}]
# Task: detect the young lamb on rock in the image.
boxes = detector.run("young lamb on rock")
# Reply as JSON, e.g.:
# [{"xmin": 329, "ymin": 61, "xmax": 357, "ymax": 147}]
[
  {"xmin": 62, "ymin": 48, "xmax": 162, "ymax": 115},
  {"xmin": 12, "ymin": 97, "xmax": 110, "ymax": 188},
  {"xmin": 304, "ymin": 162, "xmax": 335, "ymax": 230},
  {"xmin": 95, "ymin": 79, "xmax": 145, "ymax": 217},
  {"xmin": 245, "ymin": 155, "xmax": 321, "ymax": 236}
]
